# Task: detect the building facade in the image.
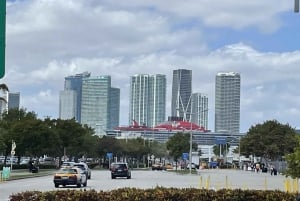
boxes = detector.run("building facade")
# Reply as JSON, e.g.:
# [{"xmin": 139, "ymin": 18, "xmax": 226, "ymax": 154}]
[
  {"xmin": 59, "ymin": 90, "xmax": 76, "ymax": 120},
  {"xmin": 129, "ymin": 74, "xmax": 166, "ymax": 128},
  {"xmin": 191, "ymin": 93, "xmax": 208, "ymax": 130},
  {"xmin": 171, "ymin": 69, "xmax": 192, "ymax": 121},
  {"xmin": 8, "ymin": 92, "xmax": 20, "ymax": 110},
  {"xmin": 81, "ymin": 75, "xmax": 120, "ymax": 135},
  {"xmin": 62, "ymin": 72, "xmax": 91, "ymax": 122},
  {"xmin": 215, "ymin": 72, "xmax": 241, "ymax": 134}
]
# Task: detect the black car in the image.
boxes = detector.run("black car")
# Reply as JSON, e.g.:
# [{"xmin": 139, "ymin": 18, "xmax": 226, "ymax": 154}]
[{"xmin": 110, "ymin": 162, "xmax": 131, "ymax": 179}]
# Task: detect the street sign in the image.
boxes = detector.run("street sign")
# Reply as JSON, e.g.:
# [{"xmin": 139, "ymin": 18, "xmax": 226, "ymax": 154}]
[
  {"xmin": 106, "ymin": 152, "xmax": 113, "ymax": 159},
  {"xmin": 182, "ymin": 152, "xmax": 189, "ymax": 160},
  {"xmin": 215, "ymin": 137, "xmax": 227, "ymax": 145},
  {"xmin": 11, "ymin": 151, "xmax": 15, "ymax": 156},
  {"xmin": 0, "ymin": 0, "xmax": 6, "ymax": 78}
]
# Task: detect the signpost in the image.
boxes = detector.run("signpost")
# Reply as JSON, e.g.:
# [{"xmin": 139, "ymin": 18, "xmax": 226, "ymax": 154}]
[{"xmin": 0, "ymin": 0, "xmax": 6, "ymax": 78}]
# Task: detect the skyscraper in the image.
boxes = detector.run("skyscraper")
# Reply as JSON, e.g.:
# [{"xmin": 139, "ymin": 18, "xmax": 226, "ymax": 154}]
[
  {"xmin": 215, "ymin": 72, "xmax": 241, "ymax": 134},
  {"xmin": 191, "ymin": 93, "xmax": 208, "ymax": 130},
  {"xmin": 129, "ymin": 74, "xmax": 166, "ymax": 128},
  {"xmin": 59, "ymin": 90, "xmax": 76, "ymax": 120},
  {"xmin": 81, "ymin": 75, "xmax": 120, "ymax": 135},
  {"xmin": 149, "ymin": 74, "xmax": 166, "ymax": 127},
  {"xmin": 61, "ymin": 72, "xmax": 90, "ymax": 122},
  {"xmin": 171, "ymin": 69, "xmax": 192, "ymax": 121},
  {"xmin": 8, "ymin": 92, "xmax": 20, "ymax": 110}
]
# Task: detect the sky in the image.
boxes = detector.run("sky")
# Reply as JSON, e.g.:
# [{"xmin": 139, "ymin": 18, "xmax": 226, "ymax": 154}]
[{"xmin": 1, "ymin": 0, "xmax": 300, "ymax": 133}]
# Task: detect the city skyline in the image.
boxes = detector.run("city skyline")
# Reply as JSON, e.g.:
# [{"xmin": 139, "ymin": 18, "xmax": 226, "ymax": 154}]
[{"xmin": 2, "ymin": 1, "xmax": 300, "ymax": 133}]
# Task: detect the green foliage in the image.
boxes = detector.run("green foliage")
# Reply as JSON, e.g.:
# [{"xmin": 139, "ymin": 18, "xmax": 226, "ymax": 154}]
[
  {"xmin": 166, "ymin": 132, "xmax": 197, "ymax": 161},
  {"xmin": 8, "ymin": 188, "xmax": 297, "ymax": 201},
  {"xmin": 285, "ymin": 135, "xmax": 300, "ymax": 178},
  {"xmin": 240, "ymin": 120, "xmax": 297, "ymax": 160}
]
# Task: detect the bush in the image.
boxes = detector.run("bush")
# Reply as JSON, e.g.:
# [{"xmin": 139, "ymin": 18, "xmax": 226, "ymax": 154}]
[{"xmin": 8, "ymin": 187, "xmax": 298, "ymax": 201}]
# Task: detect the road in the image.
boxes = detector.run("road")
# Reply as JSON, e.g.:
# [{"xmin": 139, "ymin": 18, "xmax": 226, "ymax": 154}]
[{"xmin": 0, "ymin": 169, "xmax": 290, "ymax": 200}]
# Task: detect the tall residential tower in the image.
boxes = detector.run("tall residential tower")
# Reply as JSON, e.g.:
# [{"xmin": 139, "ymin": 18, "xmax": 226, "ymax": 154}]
[
  {"xmin": 191, "ymin": 93, "xmax": 208, "ymax": 130},
  {"xmin": 171, "ymin": 69, "xmax": 192, "ymax": 121},
  {"xmin": 129, "ymin": 74, "xmax": 166, "ymax": 128},
  {"xmin": 215, "ymin": 72, "xmax": 241, "ymax": 134}
]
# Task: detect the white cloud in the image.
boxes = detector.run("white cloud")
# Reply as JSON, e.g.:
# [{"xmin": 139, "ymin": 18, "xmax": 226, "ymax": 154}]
[{"xmin": 2, "ymin": 0, "xmax": 300, "ymax": 133}]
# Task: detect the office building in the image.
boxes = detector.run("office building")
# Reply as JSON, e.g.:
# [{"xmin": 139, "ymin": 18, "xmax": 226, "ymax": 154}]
[
  {"xmin": 61, "ymin": 72, "xmax": 90, "ymax": 122},
  {"xmin": 129, "ymin": 74, "xmax": 166, "ymax": 128},
  {"xmin": 81, "ymin": 75, "xmax": 120, "ymax": 135},
  {"xmin": 8, "ymin": 92, "xmax": 20, "ymax": 110},
  {"xmin": 171, "ymin": 69, "xmax": 192, "ymax": 121},
  {"xmin": 191, "ymin": 93, "xmax": 208, "ymax": 130},
  {"xmin": 59, "ymin": 90, "xmax": 76, "ymax": 120},
  {"xmin": 215, "ymin": 72, "xmax": 241, "ymax": 134}
]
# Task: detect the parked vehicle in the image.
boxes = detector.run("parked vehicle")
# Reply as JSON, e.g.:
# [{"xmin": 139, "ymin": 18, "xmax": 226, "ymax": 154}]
[
  {"xmin": 53, "ymin": 167, "xmax": 87, "ymax": 188},
  {"xmin": 73, "ymin": 162, "xmax": 91, "ymax": 179},
  {"xmin": 110, "ymin": 162, "xmax": 131, "ymax": 179},
  {"xmin": 152, "ymin": 163, "xmax": 165, "ymax": 171},
  {"xmin": 61, "ymin": 161, "xmax": 75, "ymax": 168}
]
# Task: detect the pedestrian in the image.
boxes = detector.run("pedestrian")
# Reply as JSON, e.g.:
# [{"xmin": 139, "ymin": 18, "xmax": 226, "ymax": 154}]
[
  {"xmin": 255, "ymin": 163, "xmax": 260, "ymax": 173},
  {"xmin": 270, "ymin": 166, "xmax": 274, "ymax": 175}
]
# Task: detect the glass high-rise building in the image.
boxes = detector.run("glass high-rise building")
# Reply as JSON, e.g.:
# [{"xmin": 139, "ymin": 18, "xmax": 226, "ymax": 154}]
[
  {"xmin": 81, "ymin": 75, "xmax": 120, "ymax": 135},
  {"xmin": 62, "ymin": 72, "xmax": 91, "ymax": 122},
  {"xmin": 191, "ymin": 93, "xmax": 208, "ymax": 130},
  {"xmin": 171, "ymin": 69, "xmax": 192, "ymax": 121},
  {"xmin": 59, "ymin": 90, "xmax": 76, "ymax": 120},
  {"xmin": 8, "ymin": 92, "xmax": 20, "ymax": 110},
  {"xmin": 129, "ymin": 74, "xmax": 166, "ymax": 128},
  {"xmin": 215, "ymin": 72, "xmax": 241, "ymax": 134}
]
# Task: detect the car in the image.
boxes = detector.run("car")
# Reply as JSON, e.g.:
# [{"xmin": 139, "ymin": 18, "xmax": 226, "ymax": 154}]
[
  {"xmin": 73, "ymin": 162, "xmax": 91, "ymax": 179},
  {"xmin": 152, "ymin": 163, "xmax": 165, "ymax": 170},
  {"xmin": 163, "ymin": 163, "xmax": 173, "ymax": 170},
  {"xmin": 110, "ymin": 162, "xmax": 131, "ymax": 179},
  {"xmin": 53, "ymin": 167, "xmax": 87, "ymax": 188},
  {"xmin": 61, "ymin": 161, "xmax": 75, "ymax": 168}
]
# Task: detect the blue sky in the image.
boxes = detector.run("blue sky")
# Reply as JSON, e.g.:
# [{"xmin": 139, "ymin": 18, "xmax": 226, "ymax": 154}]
[{"xmin": 1, "ymin": 0, "xmax": 300, "ymax": 133}]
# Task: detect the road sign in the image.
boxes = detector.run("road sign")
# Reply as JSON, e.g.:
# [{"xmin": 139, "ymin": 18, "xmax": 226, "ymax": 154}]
[
  {"xmin": 0, "ymin": 0, "xmax": 6, "ymax": 78},
  {"xmin": 182, "ymin": 152, "xmax": 189, "ymax": 160},
  {"xmin": 11, "ymin": 151, "xmax": 15, "ymax": 156},
  {"xmin": 215, "ymin": 137, "xmax": 227, "ymax": 145},
  {"xmin": 106, "ymin": 152, "xmax": 113, "ymax": 159}
]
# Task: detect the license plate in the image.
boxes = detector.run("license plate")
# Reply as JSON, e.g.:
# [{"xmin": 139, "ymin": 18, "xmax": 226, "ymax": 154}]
[{"xmin": 62, "ymin": 176, "xmax": 68, "ymax": 179}]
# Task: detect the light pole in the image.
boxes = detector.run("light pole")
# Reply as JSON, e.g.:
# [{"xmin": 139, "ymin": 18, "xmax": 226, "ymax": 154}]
[
  {"xmin": 188, "ymin": 108, "xmax": 209, "ymax": 175},
  {"xmin": 189, "ymin": 124, "xmax": 192, "ymax": 174}
]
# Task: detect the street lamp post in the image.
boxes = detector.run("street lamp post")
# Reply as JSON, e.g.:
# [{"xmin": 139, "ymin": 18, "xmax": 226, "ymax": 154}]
[{"xmin": 189, "ymin": 125, "xmax": 192, "ymax": 174}]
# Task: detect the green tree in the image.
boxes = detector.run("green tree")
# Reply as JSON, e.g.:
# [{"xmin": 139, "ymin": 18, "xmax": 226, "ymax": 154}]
[
  {"xmin": 0, "ymin": 108, "xmax": 38, "ymax": 164},
  {"xmin": 240, "ymin": 120, "xmax": 297, "ymax": 161},
  {"xmin": 285, "ymin": 135, "xmax": 300, "ymax": 178},
  {"xmin": 166, "ymin": 132, "xmax": 197, "ymax": 162}
]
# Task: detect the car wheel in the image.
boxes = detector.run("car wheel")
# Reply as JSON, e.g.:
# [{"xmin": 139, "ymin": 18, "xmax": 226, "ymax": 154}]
[
  {"xmin": 77, "ymin": 183, "xmax": 81, "ymax": 188},
  {"xmin": 111, "ymin": 175, "xmax": 115, "ymax": 179},
  {"xmin": 54, "ymin": 184, "xmax": 59, "ymax": 188},
  {"xmin": 83, "ymin": 181, "xmax": 87, "ymax": 187},
  {"xmin": 88, "ymin": 175, "xmax": 91, "ymax": 179},
  {"xmin": 127, "ymin": 175, "xmax": 131, "ymax": 179}
]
